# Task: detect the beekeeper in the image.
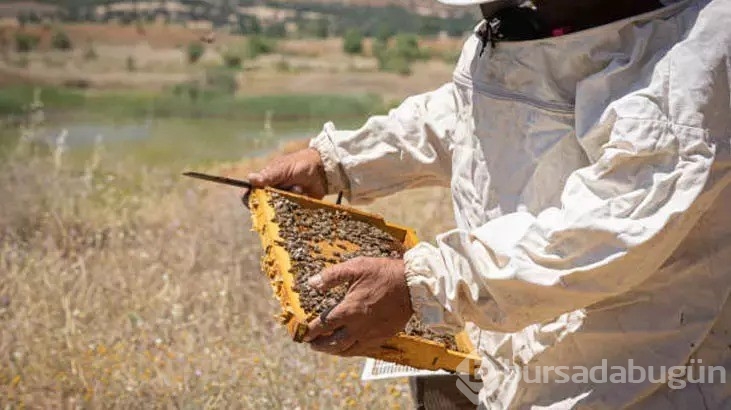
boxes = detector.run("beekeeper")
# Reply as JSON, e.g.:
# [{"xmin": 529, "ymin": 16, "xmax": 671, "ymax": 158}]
[{"xmin": 245, "ymin": 0, "xmax": 731, "ymax": 407}]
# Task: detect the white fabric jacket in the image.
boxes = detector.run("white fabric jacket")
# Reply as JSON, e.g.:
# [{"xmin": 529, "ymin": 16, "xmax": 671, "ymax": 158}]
[{"xmin": 309, "ymin": 0, "xmax": 731, "ymax": 408}]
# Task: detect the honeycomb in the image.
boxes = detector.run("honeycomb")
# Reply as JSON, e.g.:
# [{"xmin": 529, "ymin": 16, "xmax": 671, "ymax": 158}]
[{"xmin": 249, "ymin": 187, "xmax": 481, "ymax": 374}]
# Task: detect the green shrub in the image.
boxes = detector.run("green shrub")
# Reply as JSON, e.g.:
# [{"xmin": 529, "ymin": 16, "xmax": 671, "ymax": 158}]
[
  {"xmin": 237, "ymin": 15, "xmax": 262, "ymax": 35},
  {"xmin": 418, "ymin": 16, "xmax": 442, "ymax": 36},
  {"xmin": 301, "ymin": 18, "xmax": 329, "ymax": 38},
  {"xmin": 204, "ymin": 68, "xmax": 237, "ymax": 95},
  {"xmin": 393, "ymin": 34, "xmax": 423, "ymax": 61},
  {"xmin": 15, "ymin": 33, "xmax": 39, "ymax": 53},
  {"xmin": 378, "ymin": 51, "xmax": 411, "ymax": 76},
  {"xmin": 172, "ymin": 81, "xmax": 201, "ymax": 101},
  {"xmin": 187, "ymin": 42, "xmax": 204, "ymax": 64},
  {"xmin": 264, "ymin": 22, "xmax": 287, "ymax": 38},
  {"xmin": 247, "ymin": 35, "xmax": 275, "ymax": 58},
  {"xmin": 375, "ymin": 24, "xmax": 395, "ymax": 42},
  {"xmin": 126, "ymin": 56, "xmax": 136, "ymax": 72},
  {"xmin": 343, "ymin": 29, "xmax": 363, "ymax": 55},
  {"xmin": 275, "ymin": 59, "xmax": 291, "ymax": 72},
  {"xmin": 51, "ymin": 30, "xmax": 73, "ymax": 51},
  {"xmin": 371, "ymin": 38, "xmax": 387, "ymax": 59},
  {"xmin": 135, "ymin": 19, "xmax": 146, "ymax": 35},
  {"xmin": 83, "ymin": 43, "xmax": 98, "ymax": 60},
  {"xmin": 223, "ymin": 53, "xmax": 242, "ymax": 69},
  {"xmin": 373, "ymin": 34, "xmax": 426, "ymax": 76}
]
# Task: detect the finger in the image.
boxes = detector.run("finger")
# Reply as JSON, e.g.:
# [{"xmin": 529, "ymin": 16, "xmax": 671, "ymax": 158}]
[
  {"xmin": 338, "ymin": 340, "xmax": 377, "ymax": 357},
  {"xmin": 315, "ymin": 338, "xmax": 358, "ymax": 356},
  {"xmin": 248, "ymin": 164, "xmax": 289, "ymax": 188},
  {"xmin": 353, "ymin": 337, "xmax": 391, "ymax": 355},
  {"xmin": 303, "ymin": 303, "xmax": 349, "ymax": 342},
  {"xmin": 275, "ymin": 184, "xmax": 304, "ymax": 194},
  {"xmin": 310, "ymin": 328, "xmax": 357, "ymax": 354},
  {"xmin": 247, "ymin": 171, "xmax": 270, "ymax": 187},
  {"xmin": 307, "ymin": 259, "xmax": 363, "ymax": 292}
]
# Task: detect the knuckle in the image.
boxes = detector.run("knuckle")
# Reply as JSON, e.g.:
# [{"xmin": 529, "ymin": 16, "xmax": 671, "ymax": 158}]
[{"xmin": 343, "ymin": 304, "xmax": 366, "ymax": 318}]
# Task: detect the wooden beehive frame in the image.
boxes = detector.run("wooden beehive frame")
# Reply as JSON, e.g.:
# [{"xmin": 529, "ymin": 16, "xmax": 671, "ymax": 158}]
[{"xmin": 249, "ymin": 187, "xmax": 481, "ymax": 375}]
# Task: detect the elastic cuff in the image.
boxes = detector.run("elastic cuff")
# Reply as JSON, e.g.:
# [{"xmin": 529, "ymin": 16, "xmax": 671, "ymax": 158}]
[
  {"xmin": 404, "ymin": 245, "xmax": 463, "ymax": 334},
  {"xmin": 308, "ymin": 122, "xmax": 349, "ymax": 195}
]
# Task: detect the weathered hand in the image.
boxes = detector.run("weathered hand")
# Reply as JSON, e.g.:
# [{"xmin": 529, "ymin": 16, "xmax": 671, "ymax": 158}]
[
  {"xmin": 242, "ymin": 148, "xmax": 327, "ymax": 206},
  {"xmin": 303, "ymin": 257, "xmax": 413, "ymax": 357}
]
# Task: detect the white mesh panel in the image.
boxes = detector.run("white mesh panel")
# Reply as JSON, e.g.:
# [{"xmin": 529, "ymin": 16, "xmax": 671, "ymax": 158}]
[{"xmin": 360, "ymin": 358, "xmax": 450, "ymax": 381}]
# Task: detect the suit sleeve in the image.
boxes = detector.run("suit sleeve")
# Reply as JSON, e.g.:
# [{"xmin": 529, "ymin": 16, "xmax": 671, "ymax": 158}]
[
  {"xmin": 405, "ymin": 114, "xmax": 716, "ymax": 334},
  {"xmin": 309, "ymin": 83, "xmax": 458, "ymax": 203}
]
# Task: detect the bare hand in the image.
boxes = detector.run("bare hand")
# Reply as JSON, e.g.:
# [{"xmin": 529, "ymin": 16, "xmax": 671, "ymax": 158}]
[
  {"xmin": 242, "ymin": 148, "xmax": 327, "ymax": 206},
  {"xmin": 303, "ymin": 257, "xmax": 413, "ymax": 357}
]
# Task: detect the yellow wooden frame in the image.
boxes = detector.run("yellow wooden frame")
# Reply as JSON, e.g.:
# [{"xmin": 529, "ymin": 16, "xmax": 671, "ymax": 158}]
[{"xmin": 249, "ymin": 187, "xmax": 481, "ymax": 375}]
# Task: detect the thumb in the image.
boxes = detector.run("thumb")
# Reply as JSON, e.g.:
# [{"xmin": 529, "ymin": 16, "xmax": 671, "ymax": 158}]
[
  {"xmin": 308, "ymin": 260, "xmax": 361, "ymax": 292},
  {"xmin": 247, "ymin": 164, "xmax": 288, "ymax": 188}
]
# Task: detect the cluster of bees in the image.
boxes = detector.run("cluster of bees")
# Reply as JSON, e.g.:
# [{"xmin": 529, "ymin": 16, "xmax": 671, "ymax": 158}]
[
  {"xmin": 270, "ymin": 192, "xmax": 404, "ymax": 315},
  {"xmin": 269, "ymin": 192, "xmax": 459, "ymax": 350}
]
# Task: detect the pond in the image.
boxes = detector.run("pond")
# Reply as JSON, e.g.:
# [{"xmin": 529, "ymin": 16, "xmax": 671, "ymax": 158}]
[{"xmin": 0, "ymin": 112, "xmax": 362, "ymax": 170}]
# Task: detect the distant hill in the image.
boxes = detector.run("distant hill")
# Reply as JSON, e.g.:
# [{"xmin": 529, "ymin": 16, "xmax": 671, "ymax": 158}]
[
  {"xmin": 0, "ymin": 0, "xmax": 480, "ymax": 38},
  {"xmin": 0, "ymin": 0, "xmax": 474, "ymax": 16}
]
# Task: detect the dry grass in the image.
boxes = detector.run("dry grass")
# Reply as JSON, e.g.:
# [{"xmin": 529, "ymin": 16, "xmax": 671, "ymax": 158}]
[
  {"xmin": 0, "ymin": 114, "xmax": 426, "ymax": 407},
  {"xmin": 232, "ymin": 61, "xmax": 452, "ymax": 104}
]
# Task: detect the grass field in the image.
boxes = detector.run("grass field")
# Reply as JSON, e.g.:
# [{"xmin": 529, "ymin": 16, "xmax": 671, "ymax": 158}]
[
  {"xmin": 0, "ymin": 84, "xmax": 387, "ymax": 121},
  {"xmin": 0, "ymin": 106, "xmax": 456, "ymax": 407}
]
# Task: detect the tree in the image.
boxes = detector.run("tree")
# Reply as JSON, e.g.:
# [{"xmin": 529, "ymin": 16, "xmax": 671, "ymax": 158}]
[
  {"xmin": 343, "ymin": 29, "xmax": 363, "ymax": 55},
  {"xmin": 418, "ymin": 17, "xmax": 442, "ymax": 36},
  {"xmin": 187, "ymin": 42, "xmax": 205, "ymax": 64}
]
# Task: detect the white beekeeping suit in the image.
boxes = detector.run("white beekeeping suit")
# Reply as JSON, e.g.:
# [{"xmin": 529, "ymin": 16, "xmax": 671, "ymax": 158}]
[{"xmin": 309, "ymin": 0, "xmax": 731, "ymax": 408}]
